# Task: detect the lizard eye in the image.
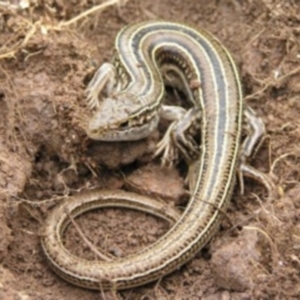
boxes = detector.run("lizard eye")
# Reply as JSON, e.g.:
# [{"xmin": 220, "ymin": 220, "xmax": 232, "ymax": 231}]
[
  {"xmin": 90, "ymin": 129, "xmax": 98, "ymax": 134},
  {"xmin": 119, "ymin": 120, "xmax": 129, "ymax": 129}
]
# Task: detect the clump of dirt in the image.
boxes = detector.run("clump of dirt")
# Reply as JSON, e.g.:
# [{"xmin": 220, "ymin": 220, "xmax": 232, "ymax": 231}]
[{"xmin": 0, "ymin": 0, "xmax": 300, "ymax": 299}]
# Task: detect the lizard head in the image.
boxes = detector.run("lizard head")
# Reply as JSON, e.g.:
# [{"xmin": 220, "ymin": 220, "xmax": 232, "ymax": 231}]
[{"xmin": 86, "ymin": 91, "xmax": 160, "ymax": 141}]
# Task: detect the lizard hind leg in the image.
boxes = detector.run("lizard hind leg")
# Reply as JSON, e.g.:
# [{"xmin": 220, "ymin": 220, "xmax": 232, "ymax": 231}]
[{"xmin": 238, "ymin": 105, "xmax": 275, "ymax": 197}]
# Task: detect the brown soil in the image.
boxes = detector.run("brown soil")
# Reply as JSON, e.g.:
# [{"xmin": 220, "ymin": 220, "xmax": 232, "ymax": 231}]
[{"xmin": 0, "ymin": 0, "xmax": 300, "ymax": 299}]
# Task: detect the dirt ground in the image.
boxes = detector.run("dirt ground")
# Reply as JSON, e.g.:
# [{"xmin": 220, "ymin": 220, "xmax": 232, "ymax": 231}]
[{"xmin": 0, "ymin": 0, "xmax": 300, "ymax": 299}]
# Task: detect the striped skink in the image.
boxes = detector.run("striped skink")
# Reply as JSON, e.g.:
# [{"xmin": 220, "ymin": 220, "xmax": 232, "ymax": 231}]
[{"xmin": 41, "ymin": 20, "xmax": 273, "ymax": 290}]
